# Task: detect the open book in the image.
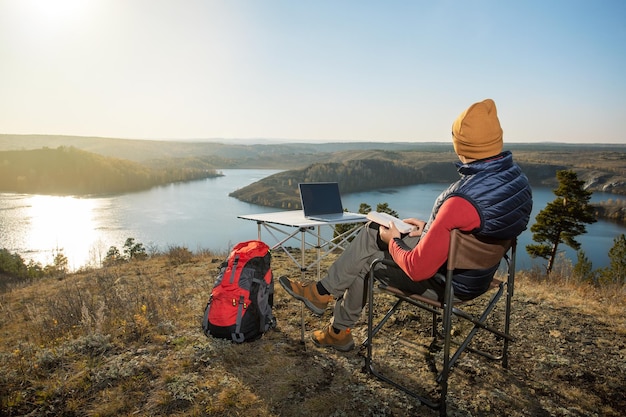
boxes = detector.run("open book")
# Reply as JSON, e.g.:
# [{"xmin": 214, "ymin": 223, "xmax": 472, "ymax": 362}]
[{"xmin": 366, "ymin": 211, "xmax": 414, "ymax": 234}]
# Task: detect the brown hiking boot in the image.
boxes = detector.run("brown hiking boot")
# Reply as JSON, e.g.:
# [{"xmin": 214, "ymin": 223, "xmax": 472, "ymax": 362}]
[
  {"xmin": 278, "ymin": 276, "xmax": 332, "ymax": 315},
  {"xmin": 312, "ymin": 324, "xmax": 355, "ymax": 352}
]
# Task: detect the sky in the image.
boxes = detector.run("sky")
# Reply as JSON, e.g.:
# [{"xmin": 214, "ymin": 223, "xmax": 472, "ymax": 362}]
[{"xmin": 1, "ymin": 0, "xmax": 625, "ymax": 144}]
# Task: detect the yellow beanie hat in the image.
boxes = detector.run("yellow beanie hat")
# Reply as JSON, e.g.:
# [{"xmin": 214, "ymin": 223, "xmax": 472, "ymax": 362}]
[{"xmin": 452, "ymin": 98, "xmax": 503, "ymax": 160}]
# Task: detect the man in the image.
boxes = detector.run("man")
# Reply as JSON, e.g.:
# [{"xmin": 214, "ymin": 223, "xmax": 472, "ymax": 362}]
[{"xmin": 279, "ymin": 99, "xmax": 533, "ymax": 351}]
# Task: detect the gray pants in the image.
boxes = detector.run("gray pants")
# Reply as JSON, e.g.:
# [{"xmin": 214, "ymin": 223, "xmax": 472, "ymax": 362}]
[{"xmin": 321, "ymin": 222, "xmax": 445, "ymax": 330}]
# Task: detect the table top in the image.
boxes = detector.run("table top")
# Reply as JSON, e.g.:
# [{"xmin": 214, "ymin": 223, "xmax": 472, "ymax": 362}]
[{"xmin": 238, "ymin": 210, "xmax": 366, "ymax": 228}]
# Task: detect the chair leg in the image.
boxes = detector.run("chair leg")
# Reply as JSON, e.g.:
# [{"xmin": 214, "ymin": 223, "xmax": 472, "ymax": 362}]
[
  {"xmin": 362, "ymin": 298, "xmax": 403, "ymax": 348},
  {"xmin": 431, "ymin": 311, "xmax": 437, "ymax": 338},
  {"xmin": 446, "ymin": 286, "xmax": 506, "ymax": 371},
  {"xmin": 503, "ymin": 244, "xmax": 517, "ymax": 369},
  {"xmin": 364, "ymin": 259, "xmax": 442, "ymax": 413},
  {"xmin": 502, "ymin": 280, "xmax": 513, "ymax": 368},
  {"xmin": 438, "ymin": 271, "xmax": 455, "ymax": 416}
]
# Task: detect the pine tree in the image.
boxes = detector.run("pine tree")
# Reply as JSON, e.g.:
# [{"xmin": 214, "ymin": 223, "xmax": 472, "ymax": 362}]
[
  {"xmin": 573, "ymin": 250, "xmax": 595, "ymax": 283},
  {"xmin": 526, "ymin": 170, "xmax": 597, "ymax": 274},
  {"xmin": 374, "ymin": 202, "xmax": 399, "ymax": 218},
  {"xmin": 599, "ymin": 234, "xmax": 626, "ymax": 285}
]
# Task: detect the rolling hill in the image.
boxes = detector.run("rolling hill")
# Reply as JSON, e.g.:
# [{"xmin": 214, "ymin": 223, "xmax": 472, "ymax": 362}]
[{"xmin": 0, "ymin": 147, "xmax": 220, "ymax": 195}]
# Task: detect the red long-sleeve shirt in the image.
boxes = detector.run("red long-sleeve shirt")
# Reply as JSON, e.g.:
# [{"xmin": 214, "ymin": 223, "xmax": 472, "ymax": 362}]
[{"xmin": 388, "ymin": 196, "xmax": 481, "ymax": 281}]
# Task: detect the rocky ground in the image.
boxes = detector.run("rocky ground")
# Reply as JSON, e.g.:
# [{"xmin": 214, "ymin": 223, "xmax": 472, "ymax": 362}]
[{"xmin": 1, "ymin": 250, "xmax": 624, "ymax": 416}]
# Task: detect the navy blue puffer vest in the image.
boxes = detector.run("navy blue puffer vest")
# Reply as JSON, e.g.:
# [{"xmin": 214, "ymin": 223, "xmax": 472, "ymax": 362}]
[
  {"xmin": 428, "ymin": 151, "xmax": 533, "ymax": 299},
  {"xmin": 429, "ymin": 151, "xmax": 533, "ymax": 239}
]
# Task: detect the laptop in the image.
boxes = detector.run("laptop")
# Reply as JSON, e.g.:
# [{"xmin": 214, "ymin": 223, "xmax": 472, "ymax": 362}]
[{"xmin": 299, "ymin": 182, "xmax": 365, "ymax": 222}]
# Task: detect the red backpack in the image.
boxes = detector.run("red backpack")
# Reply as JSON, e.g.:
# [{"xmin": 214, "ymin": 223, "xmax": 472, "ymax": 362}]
[{"xmin": 202, "ymin": 240, "xmax": 276, "ymax": 342}]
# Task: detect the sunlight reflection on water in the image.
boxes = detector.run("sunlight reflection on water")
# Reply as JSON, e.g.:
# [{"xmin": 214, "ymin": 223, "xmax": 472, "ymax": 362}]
[{"xmin": 10, "ymin": 195, "xmax": 103, "ymax": 269}]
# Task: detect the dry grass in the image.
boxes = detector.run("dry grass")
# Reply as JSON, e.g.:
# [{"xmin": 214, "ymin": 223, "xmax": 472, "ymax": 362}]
[{"xmin": 1, "ymin": 249, "xmax": 625, "ymax": 416}]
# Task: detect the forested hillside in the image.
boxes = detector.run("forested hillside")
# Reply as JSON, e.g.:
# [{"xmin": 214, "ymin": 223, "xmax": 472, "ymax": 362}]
[
  {"xmin": 229, "ymin": 152, "xmax": 626, "ymax": 210},
  {"xmin": 230, "ymin": 157, "xmax": 461, "ymax": 209},
  {"xmin": 0, "ymin": 147, "xmax": 221, "ymax": 195}
]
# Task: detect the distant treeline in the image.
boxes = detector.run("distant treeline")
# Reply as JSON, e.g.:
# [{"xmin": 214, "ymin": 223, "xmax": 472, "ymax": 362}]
[
  {"xmin": 0, "ymin": 147, "xmax": 221, "ymax": 195},
  {"xmin": 230, "ymin": 158, "xmax": 459, "ymax": 209}
]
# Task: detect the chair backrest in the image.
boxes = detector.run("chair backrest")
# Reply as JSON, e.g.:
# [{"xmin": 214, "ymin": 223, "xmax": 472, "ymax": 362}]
[{"xmin": 447, "ymin": 229, "xmax": 513, "ymax": 272}]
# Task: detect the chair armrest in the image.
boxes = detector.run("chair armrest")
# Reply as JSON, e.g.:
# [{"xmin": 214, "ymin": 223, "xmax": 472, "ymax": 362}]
[
  {"xmin": 370, "ymin": 258, "xmax": 398, "ymax": 270},
  {"xmin": 364, "ymin": 258, "xmax": 401, "ymax": 307}
]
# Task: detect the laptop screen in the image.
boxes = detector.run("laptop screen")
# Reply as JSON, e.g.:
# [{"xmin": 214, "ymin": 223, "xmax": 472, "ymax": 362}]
[{"xmin": 299, "ymin": 182, "xmax": 344, "ymax": 216}]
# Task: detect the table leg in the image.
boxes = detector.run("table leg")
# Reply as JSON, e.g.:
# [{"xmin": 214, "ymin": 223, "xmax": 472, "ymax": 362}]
[
  {"xmin": 300, "ymin": 227, "xmax": 306, "ymax": 346},
  {"xmin": 317, "ymin": 225, "xmax": 321, "ymax": 280}
]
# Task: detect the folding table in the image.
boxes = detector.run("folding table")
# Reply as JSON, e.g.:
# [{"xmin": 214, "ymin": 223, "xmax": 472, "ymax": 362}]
[{"xmin": 238, "ymin": 210, "xmax": 367, "ymax": 342}]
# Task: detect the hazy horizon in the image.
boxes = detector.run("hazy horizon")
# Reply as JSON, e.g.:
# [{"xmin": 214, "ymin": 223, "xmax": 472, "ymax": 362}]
[{"xmin": 2, "ymin": 132, "xmax": 625, "ymax": 147}]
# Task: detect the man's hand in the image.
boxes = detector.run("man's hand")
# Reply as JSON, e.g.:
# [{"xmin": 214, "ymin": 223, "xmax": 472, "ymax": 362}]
[
  {"xmin": 403, "ymin": 218, "xmax": 426, "ymax": 237},
  {"xmin": 379, "ymin": 218, "xmax": 426, "ymax": 246},
  {"xmin": 380, "ymin": 218, "xmax": 426, "ymax": 245},
  {"xmin": 379, "ymin": 221, "xmax": 401, "ymax": 244}
]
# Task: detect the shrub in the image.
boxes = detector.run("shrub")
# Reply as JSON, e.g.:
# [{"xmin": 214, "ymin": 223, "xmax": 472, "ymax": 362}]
[
  {"xmin": 167, "ymin": 245, "xmax": 194, "ymax": 266},
  {"xmin": 103, "ymin": 238, "xmax": 148, "ymax": 267},
  {"xmin": 123, "ymin": 238, "xmax": 147, "ymax": 261},
  {"xmin": 0, "ymin": 248, "xmax": 47, "ymax": 280}
]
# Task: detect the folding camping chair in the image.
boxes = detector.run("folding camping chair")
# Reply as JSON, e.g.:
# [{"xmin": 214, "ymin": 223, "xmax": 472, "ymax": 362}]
[{"xmin": 363, "ymin": 229, "xmax": 516, "ymax": 416}]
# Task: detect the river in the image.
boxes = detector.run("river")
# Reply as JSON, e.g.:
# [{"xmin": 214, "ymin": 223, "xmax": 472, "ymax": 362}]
[{"xmin": 1, "ymin": 169, "xmax": 624, "ymax": 271}]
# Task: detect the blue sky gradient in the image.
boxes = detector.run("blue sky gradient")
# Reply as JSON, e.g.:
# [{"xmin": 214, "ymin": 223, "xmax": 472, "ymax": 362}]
[{"xmin": 1, "ymin": 0, "xmax": 625, "ymax": 143}]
